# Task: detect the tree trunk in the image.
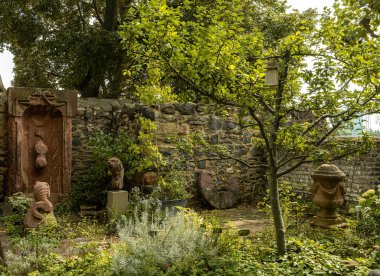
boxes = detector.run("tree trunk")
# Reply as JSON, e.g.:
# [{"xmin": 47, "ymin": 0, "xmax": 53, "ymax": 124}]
[
  {"xmin": 104, "ymin": 0, "xmax": 119, "ymax": 31},
  {"xmin": 268, "ymin": 169, "xmax": 286, "ymax": 255}
]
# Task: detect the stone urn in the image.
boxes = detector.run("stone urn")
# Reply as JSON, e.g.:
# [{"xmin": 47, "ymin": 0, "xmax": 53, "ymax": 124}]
[{"xmin": 310, "ymin": 163, "xmax": 346, "ymax": 228}]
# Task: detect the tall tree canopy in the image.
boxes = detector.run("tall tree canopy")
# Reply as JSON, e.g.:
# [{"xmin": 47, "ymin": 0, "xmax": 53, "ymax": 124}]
[
  {"xmin": 0, "ymin": 0, "xmax": 132, "ymax": 97},
  {"xmin": 120, "ymin": 0, "xmax": 380, "ymax": 254}
]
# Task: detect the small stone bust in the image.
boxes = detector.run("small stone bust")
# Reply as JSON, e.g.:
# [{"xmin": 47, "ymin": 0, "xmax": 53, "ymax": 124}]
[
  {"xmin": 24, "ymin": 181, "xmax": 56, "ymax": 229},
  {"xmin": 107, "ymin": 157, "xmax": 124, "ymax": 190}
]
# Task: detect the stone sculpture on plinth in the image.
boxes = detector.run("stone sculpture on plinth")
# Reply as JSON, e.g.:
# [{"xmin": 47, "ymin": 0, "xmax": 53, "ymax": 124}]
[
  {"xmin": 310, "ymin": 163, "xmax": 346, "ymax": 228},
  {"xmin": 24, "ymin": 181, "xmax": 56, "ymax": 229},
  {"xmin": 107, "ymin": 157, "xmax": 124, "ymax": 190},
  {"xmin": 106, "ymin": 157, "xmax": 128, "ymax": 216}
]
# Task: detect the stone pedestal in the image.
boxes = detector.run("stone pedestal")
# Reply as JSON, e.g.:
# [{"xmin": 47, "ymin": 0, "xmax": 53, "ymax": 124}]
[{"xmin": 106, "ymin": 191, "xmax": 129, "ymax": 216}]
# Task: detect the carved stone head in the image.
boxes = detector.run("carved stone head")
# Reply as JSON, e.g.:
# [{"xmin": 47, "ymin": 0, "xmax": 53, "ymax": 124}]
[{"xmin": 33, "ymin": 181, "xmax": 50, "ymax": 201}]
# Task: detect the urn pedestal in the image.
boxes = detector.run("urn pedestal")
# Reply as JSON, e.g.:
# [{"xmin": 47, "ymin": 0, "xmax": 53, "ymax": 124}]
[{"xmin": 310, "ymin": 163, "xmax": 347, "ymax": 228}]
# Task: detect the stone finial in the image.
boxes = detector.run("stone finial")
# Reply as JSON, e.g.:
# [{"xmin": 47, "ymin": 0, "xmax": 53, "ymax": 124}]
[
  {"xmin": 24, "ymin": 181, "xmax": 56, "ymax": 229},
  {"xmin": 310, "ymin": 163, "xmax": 346, "ymax": 228},
  {"xmin": 107, "ymin": 157, "xmax": 124, "ymax": 190}
]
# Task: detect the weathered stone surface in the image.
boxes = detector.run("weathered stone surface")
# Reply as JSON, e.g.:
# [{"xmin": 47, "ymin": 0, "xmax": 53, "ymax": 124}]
[
  {"xmin": 161, "ymin": 104, "xmax": 175, "ymax": 115},
  {"xmin": 130, "ymin": 172, "xmax": 158, "ymax": 190},
  {"xmin": 210, "ymin": 134, "xmax": 219, "ymax": 144},
  {"xmin": 107, "ymin": 190, "xmax": 129, "ymax": 215},
  {"xmin": 222, "ymin": 121, "xmax": 236, "ymax": 130},
  {"xmin": 199, "ymin": 171, "xmax": 240, "ymax": 209},
  {"xmin": 368, "ymin": 270, "xmax": 380, "ymax": 276},
  {"xmin": 310, "ymin": 164, "xmax": 346, "ymax": 228},
  {"xmin": 209, "ymin": 116, "xmax": 222, "ymax": 130},
  {"xmin": 7, "ymin": 88, "xmax": 77, "ymax": 203},
  {"xmin": 176, "ymin": 103, "xmax": 195, "ymax": 115},
  {"xmin": 188, "ymin": 120, "xmax": 206, "ymax": 126},
  {"xmin": 5, "ymin": 95, "xmax": 375, "ymax": 205},
  {"xmin": 24, "ymin": 181, "xmax": 56, "ymax": 229},
  {"xmin": 135, "ymin": 104, "xmax": 155, "ymax": 120},
  {"xmin": 198, "ymin": 160, "xmax": 207, "ymax": 169},
  {"xmin": 161, "ymin": 114, "xmax": 177, "ymax": 122},
  {"xmin": 107, "ymin": 157, "xmax": 124, "ymax": 190}
]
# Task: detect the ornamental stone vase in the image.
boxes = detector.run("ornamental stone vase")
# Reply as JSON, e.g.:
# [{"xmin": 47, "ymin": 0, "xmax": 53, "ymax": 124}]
[{"xmin": 310, "ymin": 163, "xmax": 346, "ymax": 228}]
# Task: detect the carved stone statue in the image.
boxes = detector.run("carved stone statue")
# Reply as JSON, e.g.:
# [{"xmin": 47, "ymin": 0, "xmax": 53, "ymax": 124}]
[
  {"xmin": 7, "ymin": 88, "xmax": 78, "ymax": 204},
  {"xmin": 24, "ymin": 181, "xmax": 56, "ymax": 229},
  {"xmin": 310, "ymin": 163, "xmax": 346, "ymax": 228},
  {"xmin": 107, "ymin": 157, "xmax": 124, "ymax": 190},
  {"xmin": 35, "ymin": 137, "xmax": 48, "ymax": 169}
]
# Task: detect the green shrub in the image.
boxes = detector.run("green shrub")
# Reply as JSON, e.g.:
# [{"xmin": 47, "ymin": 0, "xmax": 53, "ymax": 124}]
[
  {"xmin": 0, "ymin": 217, "xmax": 110, "ymax": 275},
  {"xmin": 357, "ymin": 185, "xmax": 380, "ymax": 238},
  {"xmin": 70, "ymin": 116, "xmax": 163, "ymax": 209},
  {"xmin": 112, "ymin": 209, "xmax": 214, "ymax": 275},
  {"xmin": 0, "ymin": 193, "xmax": 33, "ymax": 239}
]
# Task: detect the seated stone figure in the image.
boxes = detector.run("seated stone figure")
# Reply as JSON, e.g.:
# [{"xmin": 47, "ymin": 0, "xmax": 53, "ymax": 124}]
[
  {"xmin": 24, "ymin": 181, "xmax": 56, "ymax": 229},
  {"xmin": 107, "ymin": 157, "xmax": 124, "ymax": 190}
]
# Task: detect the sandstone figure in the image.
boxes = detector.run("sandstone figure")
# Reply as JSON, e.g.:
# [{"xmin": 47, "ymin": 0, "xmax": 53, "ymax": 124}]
[
  {"xmin": 35, "ymin": 139, "xmax": 48, "ymax": 169},
  {"xmin": 107, "ymin": 157, "xmax": 124, "ymax": 190},
  {"xmin": 24, "ymin": 181, "xmax": 56, "ymax": 229}
]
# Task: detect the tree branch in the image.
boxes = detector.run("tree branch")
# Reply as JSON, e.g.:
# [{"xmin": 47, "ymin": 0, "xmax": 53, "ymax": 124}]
[{"xmin": 92, "ymin": 0, "xmax": 104, "ymax": 26}]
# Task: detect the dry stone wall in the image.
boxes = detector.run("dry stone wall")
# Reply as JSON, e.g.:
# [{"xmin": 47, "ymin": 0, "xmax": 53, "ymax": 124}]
[
  {"xmin": 70, "ymin": 98, "xmax": 266, "ymax": 205},
  {"xmin": 0, "ymin": 93, "xmax": 379, "ymax": 204}
]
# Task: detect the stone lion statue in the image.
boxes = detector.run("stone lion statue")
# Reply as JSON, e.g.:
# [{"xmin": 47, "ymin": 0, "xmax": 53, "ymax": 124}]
[
  {"xmin": 24, "ymin": 181, "xmax": 56, "ymax": 229},
  {"xmin": 107, "ymin": 157, "xmax": 124, "ymax": 190}
]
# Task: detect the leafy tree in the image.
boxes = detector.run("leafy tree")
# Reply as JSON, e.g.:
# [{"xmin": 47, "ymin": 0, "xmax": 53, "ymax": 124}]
[
  {"xmin": 120, "ymin": 0, "xmax": 380, "ymax": 255},
  {"xmin": 0, "ymin": 0, "xmax": 132, "ymax": 97}
]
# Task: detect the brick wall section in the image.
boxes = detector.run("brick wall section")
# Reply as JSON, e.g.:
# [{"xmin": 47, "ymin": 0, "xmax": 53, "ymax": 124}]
[
  {"xmin": 282, "ymin": 139, "xmax": 380, "ymax": 201},
  {"xmin": 0, "ymin": 93, "xmax": 378, "ymax": 203}
]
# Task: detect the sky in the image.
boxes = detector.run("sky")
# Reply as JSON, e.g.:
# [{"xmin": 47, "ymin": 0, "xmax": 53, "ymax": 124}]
[{"xmin": 0, "ymin": 0, "xmax": 335, "ymax": 89}]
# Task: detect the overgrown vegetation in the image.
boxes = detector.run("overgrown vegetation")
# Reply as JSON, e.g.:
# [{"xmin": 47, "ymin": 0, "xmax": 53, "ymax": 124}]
[
  {"xmin": 119, "ymin": 0, "xmax": 380, "ymax": 255},
  {"xmin": 1, "ymin": 186, "xmax": 379, "ymax": 275},
  {"xmin": 70, "ymin": 116, "xmax": 163, "ymax": 209}
]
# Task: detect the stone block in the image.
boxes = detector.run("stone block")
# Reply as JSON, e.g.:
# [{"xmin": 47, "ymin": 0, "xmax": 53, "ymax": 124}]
[
  {"xmin": 210, "ymin": 134, "xmax": 219, "ymax": 144},
  {"xmin": 196, "ymin": 104, "xmax": 207, "ymax": 113},
  {"xmin": 222, "ymin": 121, "xmax": 236, "ymax": 130},
  {"xmin": 209, "ymin": 116, "xmax": 222, "ymax": 130},
  {"xmin": 178, "ymin": 124, "xmax": 190, "ymax": 135},
  {"xmin": 198, "ymin": 160, "xmax": 208, "ymax": 169},
  {"xmin": 107, "ymin": 191, "xmax": 129, "ymax": 215},
  {"xmin": 161, "ymin": 104, "xmax": 175, "ymax": 115},
  {"xmin": 176, "ymin": 103, "xmax": 195, "ymax": 115}
]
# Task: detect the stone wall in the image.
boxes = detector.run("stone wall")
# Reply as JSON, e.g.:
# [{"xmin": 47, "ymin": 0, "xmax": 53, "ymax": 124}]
[
  {"xmin": 71, "ymin": 98, "xmax": 266, "ymax": 206},
  {"xmin": 282, "ymin": 139, "xmax": 380, "ymax": 201},
  {"xmin": 0, "ymin": 92, "xmax": 379, "ymax": 204}
]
